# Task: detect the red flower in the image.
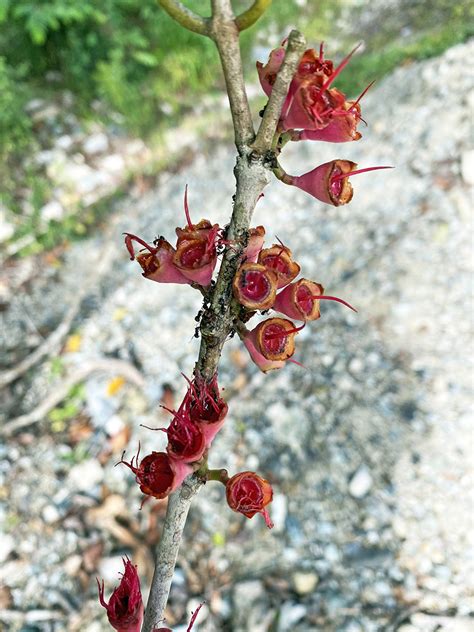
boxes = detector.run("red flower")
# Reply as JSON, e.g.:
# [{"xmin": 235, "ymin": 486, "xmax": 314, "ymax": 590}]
[
  {"xmin": 173, "ymin": 186, "xmax": 219, "ymax": 286},
  {"xmin": 119, "ymin": 447, "xmax": 192, "ymax": 500},
  {"xmin": 233, "ymin": 262, "xmax": 278, "ymax": 310},
  {"xmin": 257, "ymin": 42, "xmax": 367, "ymax": 142},
  {"xmin": 97, "ymin": 558, "xmax": 143, "ymax": 632},
  {"xmin": 274, "ymin": 278, "xmax": 357, "ymax": 322},
  {"xmin": 286, "ymin": 160, "xmax": 392, "ymax": 206},
  {"xmin": 226, "ymin": 471, "xmax": 274, "ymax": 528},
  {"xmin": 124, "ymin": 234, "xmax": 190, "ymax": 284},
  {"xmin": 242, "ymin": 317, "xmax": 303, "ymax": 372},
  {"xmin": 257, "ymin": 243, "xmax": 301, "ymax": 289},
  {"xmin": 185, "ymin": 373, "xmax": 228, "ymax": 446}
]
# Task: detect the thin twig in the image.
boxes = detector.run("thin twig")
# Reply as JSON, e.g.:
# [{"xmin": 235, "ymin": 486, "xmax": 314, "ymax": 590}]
[
  {"xmin": 252, "ymin": 29, "xmax": 306, "ymax": 155},
  {"xmin": 210, "ymin": 0, "xmax": 254, "ymax": 148},
  {"xmin": 141, "ymin": 475, "xmax": 202, "ymax": 632},
  {"xmin": 157, "ymin": 0, "xmax": 209, "ymax": 35},
  {"xmin": 1, "ymin": 358, "xmax": 145, "ymax": 437},
  {"xmin": 235, "ymin": 0, "xmax": 272, "ymax": 31}
]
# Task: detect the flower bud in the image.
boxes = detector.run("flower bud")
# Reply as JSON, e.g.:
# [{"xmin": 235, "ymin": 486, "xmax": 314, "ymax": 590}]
[
  {"xmin": 258, "ymin": 244, "xmax": 300, "ymax": 289},
  {"xmin": 165, "ymin": 411, "xmax": 207, "ymax": 464},
  {"xmin": 242, "ymin": 317, "xmax": 302, "ymax": 372},
  {"xmin": 119, "ymin": 448, "xmax": 192, "ymax": 500},
  {"xmin": 226, "ymin": 471, "xmax": 274, "ymax": 528},
  {"xmin": 233, "ymin": 262, "xmax": 278, "ymax": 310},
  {"xmin": 97, "ymin": 558, "xmax": 143, "ymax": 632},
  {"xmin": 243, "ymin": 225, "xmax": 266, "ymax": 262},
  {"xmin": 273, "ymin": 278, "xmax": 324, "ymax": 322}
]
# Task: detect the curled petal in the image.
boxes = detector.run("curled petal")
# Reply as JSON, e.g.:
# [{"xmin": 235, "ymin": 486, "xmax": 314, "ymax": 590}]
[{"xmin": 125, "ymin": 235, "xmax": 190, "ymax": 284}]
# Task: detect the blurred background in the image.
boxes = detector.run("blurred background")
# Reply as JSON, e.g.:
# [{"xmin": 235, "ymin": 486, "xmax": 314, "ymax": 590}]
[{"xmin": 0, "ymin": 1, "xmax": 473, "ymax": 631}]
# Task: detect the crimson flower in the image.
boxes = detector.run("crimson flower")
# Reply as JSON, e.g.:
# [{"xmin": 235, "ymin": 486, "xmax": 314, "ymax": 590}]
[
  {"xmin": 226, "ymin": 471, "xmax": 274, "ymax": 528},
  {"xmin": 286, "ymin": 160, "xmax": 392, "ymax": 206},
  {"xmin": 118, "ymin": 447, "xmax": 192, "ymax": 500},
  {"xmin": 274, "ymin": 278, "xmax": 357, "ymax": 322},
  {"xmin": 257, "ymin": 243, "xmax": 301, "ymax": 289},
  {"xmin": 97, "ymin": 558, "xmax": 143, "ymax": 632},
  {"xmin": 257, "ymin": 42, "xmax": 368, "ymax": 142},
  {"xmin": 233, "ymin": 262, "xmax": 278, "ymax": 310},
  {"xmin": 124, "ymin": 234, "xmax": 190, "ymax": 284},
  {"xmin": 242, "ymin": 317, "xmax": 303, "ymax": 372}
]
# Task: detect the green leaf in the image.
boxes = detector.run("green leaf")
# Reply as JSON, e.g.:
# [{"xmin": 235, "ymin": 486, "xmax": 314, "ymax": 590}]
[{"xmin": 132, "ymin": 50, "xmax": 158, "ymax": 67}]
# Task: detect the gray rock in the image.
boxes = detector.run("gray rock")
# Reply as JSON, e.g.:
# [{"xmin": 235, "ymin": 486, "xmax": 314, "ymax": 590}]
[
  {"xmin": 83, "ymin": 132, "xmax": 109, "ymax": 155},
  {"xmin": 349, "ymin": 466, "xmax": 373, "ymax": 498}
]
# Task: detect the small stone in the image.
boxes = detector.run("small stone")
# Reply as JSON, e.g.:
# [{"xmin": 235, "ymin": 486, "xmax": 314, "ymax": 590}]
[
  {"xmin": 55, "ymin": 135, "xmax": 74, "ymax": 151},
  {"xmin": 0, "ymin": 534, "xmax": 15, "ymax": 563},
  {"xmin": 349, "ymin": 465, "xmax": 373, "ymax": 498},
  {"xmin": 67, "ymin": 459, "xmax": 103, "ymax": 492},
  {"xmin": 270, "ymin": 493, "xmax": 287, "ymax": 533},
  {"xmin": 278, "ymin": 602, "xmax": 307, "ymax": 631},
  {"xmin": 100, "ymin": 154, "xmax": 125, "ymax": 174},
  {"xmin": 83, "ymin": 132, "xmax": 109, "ymax": 155},
  {"xmin": 292, "ymin": 571, "xmax": 319, "ymax": 595},
  {"xmin": 461, "ymin": 150, "xmax": 474, "ymax": 185},
  {"xmin": 42, "ymin": 504, "xmax": 60, "ymax": 524},
  {"xmin": 0, "ymin": 207, "xmax": 14, "ymax": 243},
  {"xmin": 40, "ymin": 200, "xmax": 65, "ymax": 222}
]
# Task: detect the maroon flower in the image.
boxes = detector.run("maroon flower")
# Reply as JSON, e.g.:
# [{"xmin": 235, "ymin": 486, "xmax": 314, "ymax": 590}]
[
  {"xmin": 124, "ymin": 234, "xmax": 190, "ymax": 284},
  {"xmin": 226, "ymin": 471, "xmax": 274, "ymax": 528},
  {"xmin": 185, "ymin": 373, "xmax": 228, "ymax": 446},
  {"xmin": 257, "ymin": 243, "xmax": 301, "ymax": 289},
  {"xmin": 257, "ymin": 42, "xmax": 367, "ymax": 142},
  {"xmin": 242, "ymin": 317, "xmax": 303, "ymax": 372},
  {"xmin": 173, "ymin": 186, "xmax": 219, "ymax": 286},
  {"xmin": 97, "ymin": 558, "xmax": 143, "ymax": 632},
  {"xmin": 285, "ymin": 160, "xmax": 392, "ymax": 206},
  {"xmin": 274, "ymin": 278, "xmax": 357, "ymax": 322},
  {"xmin": 119, "ymin": 447, "xmax": 192, "ymax": 500},
  {"xmin": 233, "ymin": 262, "xmax": 278, "ymax": 310}
]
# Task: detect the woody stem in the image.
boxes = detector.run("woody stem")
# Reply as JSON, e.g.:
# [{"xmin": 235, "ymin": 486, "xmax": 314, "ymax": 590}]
[{"xmin": 142, "ymin": 6, "xmax": 304, "ymax": 630}]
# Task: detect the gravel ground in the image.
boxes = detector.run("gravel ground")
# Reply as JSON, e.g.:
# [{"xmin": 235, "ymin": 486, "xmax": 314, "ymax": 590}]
[{"xmin": 0, "ymin": 41, "xmax": 473, "ymax": 631}]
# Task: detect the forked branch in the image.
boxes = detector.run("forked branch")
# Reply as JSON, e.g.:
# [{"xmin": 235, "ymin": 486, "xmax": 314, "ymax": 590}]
[{"xmin": 236, "ymin": 0, "xmax": 272, "ymax": 31}]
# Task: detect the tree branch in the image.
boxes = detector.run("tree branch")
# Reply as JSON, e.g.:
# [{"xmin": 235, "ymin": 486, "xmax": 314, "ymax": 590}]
[
  {"xmin": 157, "ymin": 0, "xmax": 209, "ymax": 35},
  {"xmin": 142, "ymin": 8, "xmax": 295, "ymax": 631},
  {"xmin": 141, "ymin": 475, "xmax": 202, "ymax": 632},
  {"xmin": 210, "ymin": 0, "xmax": 254, "ymax": 148},
  {"xmin": 235, "ymin": 0, "xmax": 272, "ymax": 31},
  {"xmin": 252, "ymin": 29, "xmax": 306, "ymax": 155}
]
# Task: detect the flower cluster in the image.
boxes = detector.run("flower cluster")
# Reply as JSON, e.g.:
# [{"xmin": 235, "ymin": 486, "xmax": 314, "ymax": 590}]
[
  {"xmin": 125, "ymin": 187, "xmax": 220, "ymax": 287},
  {"xmin": 233, "ymin": 239, "xmax": 356, "ymax": 372},
  {"xmin": 119, "ymin": 373, "xmax": 274, "ymax": 527},
  {"xmin": 257, "ymin": 41, "xmax": 391, "ymax": 205}
]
